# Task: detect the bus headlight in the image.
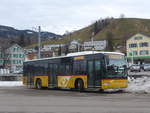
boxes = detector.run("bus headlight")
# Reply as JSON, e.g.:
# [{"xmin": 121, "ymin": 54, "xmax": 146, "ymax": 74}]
[{"xmin": 104, "ymin": 83, "xmax": 110, "ymax": 86}]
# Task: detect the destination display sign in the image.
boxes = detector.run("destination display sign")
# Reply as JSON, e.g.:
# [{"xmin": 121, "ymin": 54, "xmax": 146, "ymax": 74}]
[
  {"xmin": 74, "ymin": 56, "xmax": 85, "ymax": 60},
  {"xmin": 106, "ymin": 54, "xmax": 124, "ymax": 59}
]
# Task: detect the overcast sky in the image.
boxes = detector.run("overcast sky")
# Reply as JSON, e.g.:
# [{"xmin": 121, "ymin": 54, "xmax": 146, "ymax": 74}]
[{"xmin": 0, "ymin": 0, "xmax": 149, "ymax": 34}]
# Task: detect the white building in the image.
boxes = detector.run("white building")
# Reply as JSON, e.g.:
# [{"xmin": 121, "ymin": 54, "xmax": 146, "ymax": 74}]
[
  {"xmin": 83, "ymin": 40, "xmax": 107, "ymax": 51},
  {"xmin": 42, "ymin": 44, "xmax": 61, "ymax": 51},
  {"xmin": 5, "ymin": 44, "xmax": 25, "ymax": 73}
]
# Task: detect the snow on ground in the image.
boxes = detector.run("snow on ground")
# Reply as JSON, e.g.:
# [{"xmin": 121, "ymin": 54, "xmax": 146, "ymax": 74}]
[
  {"xmin": 0, "ymin": 77, "xmax": 150, "ymax": 93},
  {"xmin": 125, "ymin": 77, "xmax": 150, "ymax": 93},
  {"xmin": 0, "ymin": 81, "xmax": 23, "ymax": 87}
]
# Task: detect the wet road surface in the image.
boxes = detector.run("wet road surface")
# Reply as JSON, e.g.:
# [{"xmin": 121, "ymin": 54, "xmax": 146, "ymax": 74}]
[{"xmin": 0, "ymin": 86, "xmax": 150, "ymax": 113}]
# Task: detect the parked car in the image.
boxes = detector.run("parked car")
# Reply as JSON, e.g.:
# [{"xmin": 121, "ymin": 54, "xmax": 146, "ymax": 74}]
[
  {"xmin": 143, "ymin": 64, "xmax": 150, "ymax": 71},
  {"xmin": 12, "ymin": 69, "xmax": 23, "ymax": 74},
  {"xmin": 140, "ymin": 64, "xmax": 144, "ymax": 70},
  {"xmin": 129, "ymin": 64, "xmax": 141, "ymax": 72}
]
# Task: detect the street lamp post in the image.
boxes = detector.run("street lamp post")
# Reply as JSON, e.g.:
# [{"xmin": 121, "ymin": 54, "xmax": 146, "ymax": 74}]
[
  {"xmin": 77, "ymin": 43, "xmax": 80, "ymax": 52},
  {"xmin": 38, "ymin": 26, "xmax": 41, "ymax": 59},
  {"xmin": 91, "ymin": 32, "xmax": 95, "ymax": 53},
  {"xmin": 32, "ymin": 26, "xmax": 41, "ymax": 59},
  {"xmin": 77, "ymin": 39, "xmax": 81, "ymax": 52}
]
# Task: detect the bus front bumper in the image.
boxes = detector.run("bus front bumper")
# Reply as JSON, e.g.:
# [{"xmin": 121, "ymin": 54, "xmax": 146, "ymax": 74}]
[{"xmin": 101, "ymin": 79, "xmax": 128, "ymax": 89}]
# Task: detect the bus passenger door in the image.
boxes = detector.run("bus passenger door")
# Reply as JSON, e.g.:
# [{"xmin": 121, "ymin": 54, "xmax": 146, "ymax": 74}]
[
  {"xmin": 87, "ymin": 60, "xmax": 102, "ymax": 88},
  {"xmin": 48, "ymin": 64, "xmax": 58, "ymax": 87},
  {"xmin": 87, "ymin": 60, "xmax": 94, "ymax": 88},
  {"xmin": 94, "ymin": 60, "xmax": 102, "ymax": 87}
]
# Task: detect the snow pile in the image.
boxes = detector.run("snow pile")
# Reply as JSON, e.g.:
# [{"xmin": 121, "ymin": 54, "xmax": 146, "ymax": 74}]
[
  {"xmin": 125, "ymin": 77, "xmax": 150, "ymax": 93},
  {"xmin": 0, "ymin": 81, "xmax": 23, "ymax": 87}
]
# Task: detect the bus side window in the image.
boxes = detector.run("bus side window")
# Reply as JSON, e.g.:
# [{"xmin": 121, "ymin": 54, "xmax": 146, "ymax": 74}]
[
  {"xmin": 65, "ymin": 64, "xmax": 70, "ymax": 75},
  {"xmin": 73, "ymin": 60, "xmax": 86, "ymax": 75},
  {"xmin": 59, "ymin": 63, "xmax": 65, "ymax": 75},
  {"xmin": 95, "ymin": 60, "xmax": 101, "ymax": 80},
  {"xmin": 44, "ymin": 63, "xmax": 48, "ymax": 75},
  {"xmin": 103, "ymin": 56, "xmax": 108, "ymax": 73},
  {"xmin": 95, "ymin": 60, "xmax": 101, "ymax": 71},
  {"xmin": 54, "ymin": 64, "xmax": 59, "ymax": 75},
  {"xmin": 80, "ymin": 60, "xmax": 87, "ymax": 74},
  {"xmin": 73, "ymin": 61, "xmax": 79, "ymax": 74}
]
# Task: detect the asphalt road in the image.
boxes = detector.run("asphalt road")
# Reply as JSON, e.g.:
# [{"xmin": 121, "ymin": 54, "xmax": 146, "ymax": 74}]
[{"xmin": 0, "ymin": 86, "xmax": 150, "ymax": 113}]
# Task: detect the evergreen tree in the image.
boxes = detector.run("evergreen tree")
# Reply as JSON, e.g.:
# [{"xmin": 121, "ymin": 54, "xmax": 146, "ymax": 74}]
[
  {"xmin": 93, "ymin": 21, "xmax": 98, "ymax": 34},
  {"xmin": 92, "ymin": 17, "xmax": 114, "ymax": 36},
  {"xmin": 19, "ymin": 34, "xmax": 26, "ymax": 47}
]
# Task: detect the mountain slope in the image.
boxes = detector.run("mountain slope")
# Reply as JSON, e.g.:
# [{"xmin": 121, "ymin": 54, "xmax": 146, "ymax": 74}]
[{"xmin": 0, "ymin": 25, "xmax": 61, "ymax": 48}]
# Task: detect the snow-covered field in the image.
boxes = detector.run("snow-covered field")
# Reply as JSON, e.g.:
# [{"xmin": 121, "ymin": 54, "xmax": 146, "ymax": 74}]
[{"xmin": 0, "ymin": 81, "xmax": 23, "ymax": 87}]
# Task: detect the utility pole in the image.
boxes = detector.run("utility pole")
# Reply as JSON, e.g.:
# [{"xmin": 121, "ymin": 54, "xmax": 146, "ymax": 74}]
[
  {"xmin": 78, "ymin": 43, "xmax": 80, "ymax": 52},
  {"xmin": 38, "ymin": 26, "xmax": 41, "ymax": 59},
  {"xmin": 91, "ymin": 32, "xmax": 95, "ymax": 53}
]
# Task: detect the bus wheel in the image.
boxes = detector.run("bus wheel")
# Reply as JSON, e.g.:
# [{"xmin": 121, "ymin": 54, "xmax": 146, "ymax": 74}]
[
  {"xmin": 75, "ymin": 79, "xmax": 84, "ymax": 91},
  {"xmin": 99, "ymin": 89, "xmax": 104, "ymax": 92},
  {"xmin": 36, "ymin": 79, "xmax": 42, "ymax": 89}
]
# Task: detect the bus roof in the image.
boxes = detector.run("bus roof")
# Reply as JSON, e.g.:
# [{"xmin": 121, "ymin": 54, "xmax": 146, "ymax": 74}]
[
  {"xmin": 67, "ymin": 51, "xmax": 124, "ymax": 56},
  {"xmin": 25, "ymin": 51, "xmax": 124, "ymax": 62}
]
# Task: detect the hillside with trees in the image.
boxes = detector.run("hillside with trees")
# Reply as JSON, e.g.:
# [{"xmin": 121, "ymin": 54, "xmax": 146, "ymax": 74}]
[{"xmin": 37, "ymin": 18, "xmax": 150, "ymax": 53}]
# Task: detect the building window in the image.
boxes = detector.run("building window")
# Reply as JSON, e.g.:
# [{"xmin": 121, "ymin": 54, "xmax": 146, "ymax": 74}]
[
  {"xmin": 0, "ymin": 53, "xmax": 4, "ymax": 58},
  {"xmin": 19, "ymin": 60, "xmax": 22, "ymax": 64},
  {"xmin": 13, "ymin": 54, "xmax": 18, "ymax": 58},
  {"xmin": 19, "ymin": 54, "xmax": 24, "ymax": 58},
  {"xmin": 13, "ymin": 48, "xmax": 16, "ymax": 52},
  {"xmin": 133, "ymin": 51, "xmax": 138, "ymax": 56},
  {"xmin": 129, "ymin": 43, "xmax": 137, "ymax": 48},
  {"xmin": 134, "ymin": 36, "xmax": 143, "ymax": 40},
  {"xmin": 0, "ymin": 60, "xmax": 4, "ymax": 64},
  {"xmin": 140, "ymin": 50, "xmax": 149, "ymax": 55},
  {"xmin": 13, "ymin": 60, "xmax": 16, "ymax": 64},
  {"xmin": 139, "ymin": 42, "xmax": 149, "ymax": 47},
  {"xmin": 13, "ymin": 60, "xmax": 20, "ymax": 64},
  {"xmin": 17, "ymin": 47, "xmax": 20, "ymax": 51}
]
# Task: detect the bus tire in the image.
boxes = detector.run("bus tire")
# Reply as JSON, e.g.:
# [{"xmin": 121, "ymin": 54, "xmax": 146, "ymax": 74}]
[
  {"xmin": 99, "ymin": 89, "xmax": 104, "ymax": 92},
  {"xmin": 36, "ymin": 79, "xmax": 42, "ymax": 89},
  {"xmin": 75, "ymin": 79, "xmax": 84, "ymax": 91}
]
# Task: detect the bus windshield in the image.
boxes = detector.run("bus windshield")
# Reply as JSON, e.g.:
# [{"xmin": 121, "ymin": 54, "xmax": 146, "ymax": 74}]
[{"xmin": 105, "ymin": 54, "xmax": 127, "ymax": 78}]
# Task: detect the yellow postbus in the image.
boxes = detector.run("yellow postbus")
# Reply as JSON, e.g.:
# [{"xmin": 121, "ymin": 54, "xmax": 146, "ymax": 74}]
[{"xmin": 23, "ymin": 51, "xmax": 128, "ymax": 91}]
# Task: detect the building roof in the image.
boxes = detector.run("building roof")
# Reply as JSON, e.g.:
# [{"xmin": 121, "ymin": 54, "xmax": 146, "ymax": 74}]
[
  {"xmin": 140, "ymin": 33, "xmax": 150, "ymax": 38},
  {"xmin": 7, "ymin": 44, "xmax": 22, "ymax": 50},
  {"xmin": 127, "ymin": 33, "xmax": 150, "ymax": 41}
]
